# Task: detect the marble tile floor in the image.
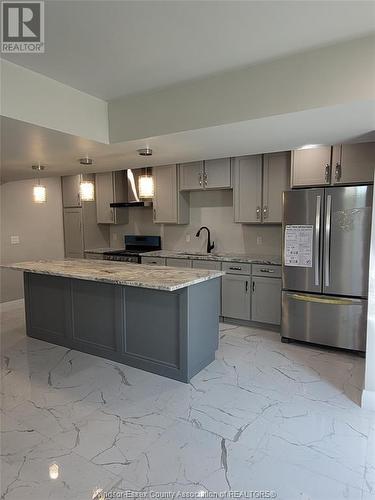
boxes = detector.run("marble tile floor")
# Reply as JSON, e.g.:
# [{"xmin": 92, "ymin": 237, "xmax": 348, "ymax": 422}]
[{"xmin": 1, "ymin": 301, "xmax": 374, "ymax": 500}]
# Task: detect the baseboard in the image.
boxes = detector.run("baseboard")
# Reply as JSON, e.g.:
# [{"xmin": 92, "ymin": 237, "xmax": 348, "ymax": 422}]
[
  {"xmin": 0, "ymin": 298, "xmax": 24, "ymax": 312},
  {"xmin": 361, "ymin": 389, "xmax": 375, "ymax": 411}
]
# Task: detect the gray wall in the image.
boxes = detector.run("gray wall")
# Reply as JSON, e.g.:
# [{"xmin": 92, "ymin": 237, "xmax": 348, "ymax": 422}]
[
  {"xmin": 110, "ymin": 190, "xmax": 281, "ymax": 256},
  {"xmin": 0, "ymin": 177, "xmax": 65, "ymax": 303}
]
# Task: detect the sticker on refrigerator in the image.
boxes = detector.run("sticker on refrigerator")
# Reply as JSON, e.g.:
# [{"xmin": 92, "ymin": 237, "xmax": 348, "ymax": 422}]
[{"xmin": 284, "ymin": 225, "xmax": 313, "ymax": 267}]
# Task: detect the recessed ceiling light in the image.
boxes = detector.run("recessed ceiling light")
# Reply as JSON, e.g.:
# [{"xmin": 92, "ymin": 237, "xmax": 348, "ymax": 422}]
[
  {"xmin": 79, "ymin": 157, "xmax": 94, "ymax": 166},
  {"xmin": 137, "ymin": 147, "xmax": 152, "ymax": 157},
  {"xmin": 298, "ymin": 144, "xmax": 324, "ymax": 150}
]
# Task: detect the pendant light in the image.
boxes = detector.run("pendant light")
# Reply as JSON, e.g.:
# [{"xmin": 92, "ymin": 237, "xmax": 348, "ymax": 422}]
[
  {"xmin": 78, "ymin": 157, "xmax": 95, "ymax": 201},
  {"xmin": 79, "ymin": 180, "xmax": 95, "ymax": 201},
  {"xmin": 32, "ymin": 165, "xmax": 47, "ymax": 203},
  {"xmin": 138, "ymin": 167, "xmax": 154, "ymax": 199}
]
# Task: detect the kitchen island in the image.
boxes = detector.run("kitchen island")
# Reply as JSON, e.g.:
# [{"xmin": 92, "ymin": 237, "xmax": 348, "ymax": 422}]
[{"xmin": 5, "ymin": 260, "xmax": 224, "ymax": 382}]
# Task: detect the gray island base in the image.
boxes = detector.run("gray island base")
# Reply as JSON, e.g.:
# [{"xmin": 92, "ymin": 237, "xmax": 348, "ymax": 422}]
[{"xmin": 22, "ymin": 269, "xmax": 221, "ymax": 382}]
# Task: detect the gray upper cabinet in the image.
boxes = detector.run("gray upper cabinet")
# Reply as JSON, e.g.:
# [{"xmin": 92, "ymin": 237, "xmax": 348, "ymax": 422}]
[
  {"xmin": 291, "ymin": 146, "xmax": 332, "ymax": 187},
  {"xmin": 204, "ymin": 158, "xmax": 232, "ymax": 189},
  {"xmin": 62, "ymin": 175, "xmax": 82, "ymax": 207},
  {"xmin": 63, "ymin": 208, "xmax": 84, "ymax": 258},
  {"xmin": 179, "ymin": 161, "xmax": 204, "ymax": 190},
  {"xmin": 233, "ymin": 155, "xmax": 263, "ymax": 223},
  {"xmin": 179, "ymin": 158, "xmax": 231, "ymax": 191},
  {"xmin": 262, "ymin": 152, "xmax": 290, "ymax": 223},
  {"xmin": 153, "ymin": 165, "xmax": 189, "ymax": 224},
  {"xmin": 96, "ymin": 171, "xmax": 128, "ymax": 224},
  {"xmin": 251, "ymin": 276, "xmax": 281, "ymax": 325},
  {"xmin": 332, "ymin": 142, "xmax": 375, "ymax": 185},
  {"xmin": 221, "ymin": 274, "xmax": 251, "ymax": 321}
]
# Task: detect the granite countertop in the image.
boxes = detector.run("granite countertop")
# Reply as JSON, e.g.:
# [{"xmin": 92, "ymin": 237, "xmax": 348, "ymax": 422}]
[
  {"xmin": 4, "ymin": 260, "xmax": 224, "ymax": 292},
  {"xmin": 140, "ymin": 250, "xmax": 281, "ymax": 265},
  {"xmin": 84, "ymin": 248, "xmax": 113, "ymax": 254}
]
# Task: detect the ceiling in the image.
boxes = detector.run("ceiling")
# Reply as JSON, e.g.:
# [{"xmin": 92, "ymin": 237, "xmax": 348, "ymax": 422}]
[
  {"xmin": 2, "ymin": 1, "xmax": 375, "ymax": 100},
  {"xmin": 2, "ymin": 101, "xmax": 374, "ymax": 183}
]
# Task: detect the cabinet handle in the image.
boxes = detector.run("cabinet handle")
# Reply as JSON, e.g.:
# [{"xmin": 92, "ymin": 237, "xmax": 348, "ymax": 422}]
[
  {"xmin": 153, "ymin": 208, "xmax": 156, "ymax": 219},
  {"xmin": 198, "ymin": 172, "xmax": 202, "ymax": 187},
  {"xmin": 256, "ymin": 206, "xmax": 261, "ymax": 220},
  {"xmin": 252, "ymin": 281, "xmax": 255, "ymax": 292},
  {"xmin": 245, "ymin": 280, "xmax": 248, "ymax": 293},
  {"xmin": 203, "ymin": 172, "xmax": 208, "ymax": 187},
  {"xmin": 259, "ymin": 268, "xmax": 274, "ymax": 273},
  {"xmin": 263, "ymin": 206, "xmax": 268, "ymax": 219},
  {"xmin": 335, "ymin": 163, "xmax": 342, "ymax": 182},
  {"xmin": 325, "ymin": 164, "xmax": 331, "ymax": 183},
  {"xmin": 229, "ymin": 266, "xmax": 242, "ymax": 271}
]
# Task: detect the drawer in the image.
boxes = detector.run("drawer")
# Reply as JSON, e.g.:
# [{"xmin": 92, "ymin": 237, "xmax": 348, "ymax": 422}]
[
  {"xmin": 141, "ymin": 256, "xmax": 166, "ymax": 266},
  {"xmin": 166, "ymin": 258, "xmax": 192, "ymax": 268},
  {"xmin": 192, "ymin": 260, "xmax": 222, "ymax": 271},
  {"xmin": 222, "ymin": 262, "xmax": 251, "ymax": 275},
  {"xmin": 252, "ymin": 264, "xmax": 281, "ymax": 278}
]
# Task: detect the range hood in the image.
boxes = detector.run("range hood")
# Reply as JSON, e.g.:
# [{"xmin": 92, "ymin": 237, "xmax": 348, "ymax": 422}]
[{"xmin": 110, "ymin": 168, "xmax": 153, "ymax": 208}]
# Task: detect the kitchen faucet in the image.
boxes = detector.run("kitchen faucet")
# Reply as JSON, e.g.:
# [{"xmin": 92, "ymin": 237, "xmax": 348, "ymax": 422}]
[{"xmin": 196, "ymin": 226, "xmax": 215, "ymax": 253}]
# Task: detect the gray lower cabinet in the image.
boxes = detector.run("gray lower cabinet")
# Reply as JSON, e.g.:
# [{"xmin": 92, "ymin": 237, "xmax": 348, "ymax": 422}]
[
  {"xmin": 24, "ymin": 272, "xmax": 220, "ymax": 383},
  {"xmin": 251, "ymin": 276, "xmax": 281, "ymax": 325},
  {"xmin": 166, "ymin": 258, "xmax": 192, "ymax": 268},
  {"xmin": 221, "ymin": 274, "xmax": 251, "ymax": 321},
  {"xmin": 141, "ymin": 256, "xmax": 166, "ymax": 266}
]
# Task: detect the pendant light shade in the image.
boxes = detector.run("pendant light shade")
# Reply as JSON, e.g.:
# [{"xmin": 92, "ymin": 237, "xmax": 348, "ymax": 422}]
[
  {"xmin": 138, "ymin": 168, "xmax": 154, "ymax": 198},
  {"xmin": 79, "ymin": 180, "xmax": 95, "ymax": 202},
  {"xmin": 33, "ymin": 184, "xmax": 47, "ymax": 203},
  {"xmin": 32, "ymin": 165, "xmax": 47, "ymax": 203}
]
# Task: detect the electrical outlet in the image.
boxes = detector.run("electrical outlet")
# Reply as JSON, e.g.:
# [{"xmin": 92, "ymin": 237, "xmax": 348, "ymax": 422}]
[
  {"xmin": 185, "ymin": 234, "xmax": 191, "ymax": 243},
  {"xmin": 256, "ymin": 236, "xmax": 263, "ymax": 245},
  {"xmin": 10, "ymin": 235, "xmax": 20, "ymax": 245}
]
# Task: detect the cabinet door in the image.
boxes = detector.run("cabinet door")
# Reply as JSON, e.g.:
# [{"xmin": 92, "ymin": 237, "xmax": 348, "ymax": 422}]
[
  {"xmin": 221, "ymin": 274, "xmax": 251, "ymax": 320},
  {"xmin": 179, "ymin": 161, "xmax": 204, "ymax": 190},
  {"xmin": 251, "ymin": 277, "xmax": 281, "ymax": 325},
  {"xmin": 96, "ymin": 173, "xmax": 115, "ymax": 224},
  {"xmin": 166, "ymin": 258, "xmax": 192, "ymax": 268},
  {"xmin": 332, "ymin": 143, "xmax": 375, "ymax": 185},
  {"xmin": 62, "ymin": 175, "xmax": 81, "ymax": 207},
  {"xmin": 291, "ymin": 147, "xmax": 332, "ymax": 187},
  {"xmin": 262, "ymin": 152, "xmax": 290, "ymax": 223},
  {"xmin": 63, "ymin": 208, "xmax": 84, "ymax": 258},
  {"xmin": 153, "ymin": 165, "xmax": 189, "ymax": 224},
  {"xmin": 204, "ymin": 158, "xmax": 231, "ymax": 189},
  {"xmin": 233, "ymin": 155, "xmax": 262, "ymax": 223}
]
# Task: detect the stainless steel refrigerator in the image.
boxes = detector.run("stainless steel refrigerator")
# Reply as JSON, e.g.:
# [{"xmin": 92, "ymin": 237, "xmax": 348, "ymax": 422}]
[{"xmin": 282, "ymin": 185, "xmax": 373, "ymax": 352}]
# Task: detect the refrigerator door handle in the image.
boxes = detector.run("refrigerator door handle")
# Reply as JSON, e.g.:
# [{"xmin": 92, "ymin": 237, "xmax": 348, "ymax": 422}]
[
  {"xmin": 291, "ymin": 293, "xmax": 358, "ymax": 306},
  {"xmin": 324, "ymin": 194, "xmax": 332, "ymax": 287},
  {"xmin": 314, "ymin": 195, "xmax": 321, "ymax": 286}
]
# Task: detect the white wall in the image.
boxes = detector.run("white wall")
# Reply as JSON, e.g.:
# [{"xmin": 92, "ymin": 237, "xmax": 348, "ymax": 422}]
[
  {"xmin": 0, "ymin": 177, "xmax": 65, "ymax": 302},
  {"xmin": 109, "ymin": 35, "xmax": 375, "ymax": 143},
  {"xmin": 362, "ymin": 173, "xmax": 375, "ymax": 410},
  {"xmin": 110, "ymin": 190, "xmax": 281, "ymax": 256},
  {"xmin": 1, "ymin": 60, "xmax": 109, "ymax": 143}
]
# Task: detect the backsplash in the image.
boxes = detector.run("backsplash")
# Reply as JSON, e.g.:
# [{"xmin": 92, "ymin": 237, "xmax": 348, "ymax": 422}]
[{"xmin": 110, "ymin": 190, "xmax": 282, "ymax": 255}]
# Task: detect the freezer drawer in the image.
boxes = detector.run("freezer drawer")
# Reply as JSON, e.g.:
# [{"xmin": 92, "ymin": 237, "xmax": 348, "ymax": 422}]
[{"xmin": 281, "ymin": 291, "xmax": 367, "ymax": 351}]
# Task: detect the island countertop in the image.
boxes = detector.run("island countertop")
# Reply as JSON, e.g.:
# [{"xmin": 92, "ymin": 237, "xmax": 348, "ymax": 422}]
[{"xmin": 4, "ymin": 259, "xmax": 224, "ymax": 292}]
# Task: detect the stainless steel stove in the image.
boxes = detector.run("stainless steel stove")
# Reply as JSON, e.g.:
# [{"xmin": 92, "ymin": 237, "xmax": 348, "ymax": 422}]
[{"xmin": 103, "ymin": 235, "xmax": 161, "ymax": 263}]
